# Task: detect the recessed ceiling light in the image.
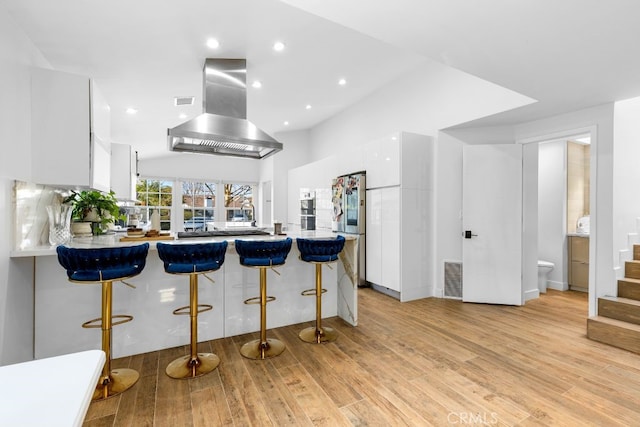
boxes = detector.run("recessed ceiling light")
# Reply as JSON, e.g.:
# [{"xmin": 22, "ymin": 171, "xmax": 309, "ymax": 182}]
[
  {"xmin": 126, "ymin": 107, "xmax": 138, "ymax": 115},
  {"xmin": 273, "ymin": 41, "xmax": 285, "ymax": 51},
  {"xmin": 305, "ymin": 104, "xmax": 312, "ymax": 110},
  {"xmin": 206, "ymin": 38, "xmax": 220, "ymax": 49},
  {"xmin": 179, "ymin": 113, "xmax": 187, "ymax": 119},
  {"xmin": 338, "ymin": 78, "xmax": 347, "ymax": 86},
  {"xmin": 284, "ymin": 121, "xmax": 289, "ymax": 126},
  {"xmin": 252, "ymin": 80, "xmax": 262, "ymax": 89}
]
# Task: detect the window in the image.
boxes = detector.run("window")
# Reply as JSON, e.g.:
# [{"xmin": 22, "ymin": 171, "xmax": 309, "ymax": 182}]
[
  {"xmin": 224, "ymin": 183, "xmax": 253, "ymax": 225},
  {"xmin": 182, "ymin": 181, "xmax": 216, "ymax": 231},
  {"xmin": 134, "ymin": 178, "xmax": 256, "ymax": 231},
  {"xmin": 136, "ymin": 179, "xmax": 172, "ymax": 230}
]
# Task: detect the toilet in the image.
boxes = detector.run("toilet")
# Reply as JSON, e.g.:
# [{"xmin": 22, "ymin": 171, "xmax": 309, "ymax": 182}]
[{"xmin": 537, "ymin": 260, "xmax": 554, "ymax": 293}]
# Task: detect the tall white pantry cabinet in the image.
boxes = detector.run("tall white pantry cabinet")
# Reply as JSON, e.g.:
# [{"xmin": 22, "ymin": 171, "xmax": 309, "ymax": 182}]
[{"xmin": 365, "ymin": 132, "xmax": 433, "ymax": 302}]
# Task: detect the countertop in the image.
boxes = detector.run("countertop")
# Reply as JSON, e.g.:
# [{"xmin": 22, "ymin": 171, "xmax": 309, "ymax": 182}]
[
  {"xmin": 0, "ymin": 350, "xmax": 105, "ymax": 427},
  {"xmin": 11, "ymin": 229, "xmax": 355, "ymax": 257},
  {"xmin": 567, "ymin": 233, "xmax": 590, "ymax": 238}
]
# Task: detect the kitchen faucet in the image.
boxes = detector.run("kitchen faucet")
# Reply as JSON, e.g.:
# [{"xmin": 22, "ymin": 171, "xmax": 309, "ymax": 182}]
[{"xmin": 242, "ymin": 200, "xmax": 256, "ymax": 227}]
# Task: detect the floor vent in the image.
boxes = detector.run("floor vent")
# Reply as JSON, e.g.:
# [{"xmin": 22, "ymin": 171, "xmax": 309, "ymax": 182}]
[{"xmin": 444, "ymin": 261, "xmax": 462, "ymax": 299}]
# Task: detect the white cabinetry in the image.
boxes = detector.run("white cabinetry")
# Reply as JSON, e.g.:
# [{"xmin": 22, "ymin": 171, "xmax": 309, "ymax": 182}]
[
  {"xmin": 110, "ymin": 143, "xmax": 137, "ymax": 200},
  {"xmin": 365, "ymin": 132, "xmax": 433, "ymax": 302},
  {"xmin": 366, "ymin": 187, "xmax": 401, "ymax": 291},
  {"xmin": 31, "ymin": 68, "xmax": 111, "ymax": 191},
  {"xmin": 364, "ymin": 136, "xmax": 400, "ymax": 188}
]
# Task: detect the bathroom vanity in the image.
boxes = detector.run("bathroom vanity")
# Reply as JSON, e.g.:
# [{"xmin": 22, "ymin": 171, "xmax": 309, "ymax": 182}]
[{"xmin": 568, "ymin": 235, "xmax": 589, "ymax": 291}]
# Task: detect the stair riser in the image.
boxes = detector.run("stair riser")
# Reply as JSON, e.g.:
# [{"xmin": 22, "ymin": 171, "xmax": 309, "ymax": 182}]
[
  {"xmin": 587, "ymin": 319, "xmax": 640, "ymax": 354},
  {"xmin": 598, "ymin": 299, "xmax": 640, "ymax": 325},
  {"xmin": 625, "ymin": 262, "xmax": 640, "ymax": 279},
  {"xmin": 634, "ymin": 245, "xmax": 640, "ymax": 261},
  {"xmin": 618, "ymin": 280, "xmax": 640, "ymax": 301}
]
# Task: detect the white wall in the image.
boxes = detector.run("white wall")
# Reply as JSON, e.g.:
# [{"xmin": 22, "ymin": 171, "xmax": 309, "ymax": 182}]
[
  {"xmin": 139, "ymin": 152, "xmax": 262, "ymax": 183},
  {"xmin": 0, "ymin": 5, "xmax": 51, "ymax": 364},
  {"xmin": 308, "ymin": 60, "xmax": 534, "ymax": 160},
  {"xmin": 432, "ymin": 132, "xmax": 463, "ymax": 297},
  {"xmin": 612, "ymin": 97, "xmax": 640, "ymax": 277},
  {"xmin": 522, "ymin": 142, "xmax": 539, "ymax": 301},
  {"xmin": 271, "ymin": 129, "xmax": 312, "ymax": 227},
  {"xmin": 538, "ymin": 140, "xmax": 568, "ymax": 290}
]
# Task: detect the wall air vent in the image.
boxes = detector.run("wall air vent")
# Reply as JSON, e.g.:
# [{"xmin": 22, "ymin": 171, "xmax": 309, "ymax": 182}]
[
  {"xmin": 444, "ymin": 261, "xmax": 462, "ymax": 299},
  {"xmin": 174, "ymin": 96, "xmax": 195, "ymax": 106}
]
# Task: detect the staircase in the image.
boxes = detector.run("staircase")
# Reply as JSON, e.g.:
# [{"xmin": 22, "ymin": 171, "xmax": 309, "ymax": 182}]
[{"xmin": 587, "ymin": 245, "xmax": 640, "ymax": 353}]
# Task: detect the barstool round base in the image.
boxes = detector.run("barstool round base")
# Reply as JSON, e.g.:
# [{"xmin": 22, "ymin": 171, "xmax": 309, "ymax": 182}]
[
  {"xmin": 299, "ymin": 326, "xmax": 338, "ymax": 344},
  {"xmin": 93, "ymin": 368, "xmax": 140, "ymax": 401},
  {"xmin": 165, "ymin": 353, "xmax": 220, "ymax": 379},
  {"xmin": 240, "ymin": 338, "xmax": 285, "ymax": 360}
]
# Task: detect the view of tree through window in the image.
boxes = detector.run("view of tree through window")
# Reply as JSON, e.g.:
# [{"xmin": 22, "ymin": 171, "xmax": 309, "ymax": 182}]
[
  {"xmin": 224, "ymin": 183, "xmax": 253, "ymax": 223},
  {"xmin": 136, "ymin": 179, "xmax": 172, "ymax": 230},
  {"xmin": 182, "ymin": 181, "xmax": 216, "ymax": 231}
]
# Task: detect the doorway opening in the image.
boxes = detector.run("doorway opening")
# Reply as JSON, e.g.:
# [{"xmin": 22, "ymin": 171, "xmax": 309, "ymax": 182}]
[
  {"xmin": 537, "ymin": 133, "xmax": 591, "ymax": 295},
  {"xmin": 521, "ymin": 125, "xmax": 596, "ymax": 316}
]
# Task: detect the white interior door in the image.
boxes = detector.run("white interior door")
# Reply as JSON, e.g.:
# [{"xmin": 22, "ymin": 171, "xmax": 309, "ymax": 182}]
[{"xmin": 462, "ymin": 144, "xmax": 523, "ymax": 305}]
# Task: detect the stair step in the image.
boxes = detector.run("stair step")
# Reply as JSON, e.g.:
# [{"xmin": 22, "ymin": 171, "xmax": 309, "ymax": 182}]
[
  {"xmin": 624, "ymin": 260, "xmax": 640, "ymax": 279},
  {"xmin": 618, "ymin": 278, "xmax": 640, "ymax": 300},
  {"xmin": 587, "ymin": 316, "xmax": 640, "ymax": 354},
  {"xmin": 598, "ymin": 296, "xmax": 640, "ymax": 325},
  {"xmin": 635, "ymin": 245, "xmax": 640, "ymax": 261}
]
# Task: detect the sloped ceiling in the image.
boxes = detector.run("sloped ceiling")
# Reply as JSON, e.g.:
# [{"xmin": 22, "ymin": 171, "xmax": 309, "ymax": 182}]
[{"xmin": 282, "ymin": 0, "xmax": 640, "ymax": 128}]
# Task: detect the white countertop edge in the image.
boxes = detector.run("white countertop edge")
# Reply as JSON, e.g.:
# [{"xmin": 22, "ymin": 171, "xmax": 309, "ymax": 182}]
[
  {"xmin": 11, "ymin": 231, "xmax": 358, "ymax": 257},
  {"xmin": 0, "ymin": 349, "xmax": 105, "ymax": 427}
]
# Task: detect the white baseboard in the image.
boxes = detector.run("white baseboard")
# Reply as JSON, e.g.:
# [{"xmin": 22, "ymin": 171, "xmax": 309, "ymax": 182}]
[
  {"xmin": 525, "ymin": 288, "xmax": 539, "ymax": 301},
  {"xmin": 547, "ymin": 280, "xmax": 568, "ymax": 291}
]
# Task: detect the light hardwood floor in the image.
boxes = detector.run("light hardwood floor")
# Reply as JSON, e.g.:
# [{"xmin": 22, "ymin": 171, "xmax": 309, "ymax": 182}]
[{"xmin": 83, "ymin": 289, "xmax": 640, "ymax": 426}]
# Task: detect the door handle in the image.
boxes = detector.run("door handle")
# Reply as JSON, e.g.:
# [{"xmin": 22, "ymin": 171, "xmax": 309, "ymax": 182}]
[{"xmin": 464, "ymin": 230, "xmax": 478, "ymax": 239}]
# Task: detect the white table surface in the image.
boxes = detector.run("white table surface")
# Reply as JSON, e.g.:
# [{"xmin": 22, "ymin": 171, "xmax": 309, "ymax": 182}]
[{"xmin": 0, "ymin": 350, "xmax": 105, "ymax": 426}]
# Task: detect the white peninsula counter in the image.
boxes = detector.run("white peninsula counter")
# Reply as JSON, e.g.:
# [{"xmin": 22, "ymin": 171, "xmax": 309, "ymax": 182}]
[
  {"xmin": 12, "ymin": 230, "xmax": 359, "ymax": 359},
  {"xmin": 0, "ymin": 350, "xmax": 105, "ymax": 426}
]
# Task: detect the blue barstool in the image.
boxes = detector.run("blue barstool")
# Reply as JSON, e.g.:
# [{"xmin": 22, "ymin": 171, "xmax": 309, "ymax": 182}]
[
  {"xmin": 296, "ymin": 236, "xmax": 346, "ymax": 343},
  {"xmin": 235, "ymin": 238, "xmax": 292, "ymax": 359},
  {"xmin": 56, "ymin": 243, "xmax": 149, "ymax": 400},
  {"xmin": 156, "ymin": 241, "xmax": 228, "ymax": 379}
]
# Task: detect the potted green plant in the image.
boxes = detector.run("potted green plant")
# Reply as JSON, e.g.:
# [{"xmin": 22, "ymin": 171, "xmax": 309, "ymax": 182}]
[{"xmin": 63, "ymin": 189, "xmax": 124, "ymax": 235}]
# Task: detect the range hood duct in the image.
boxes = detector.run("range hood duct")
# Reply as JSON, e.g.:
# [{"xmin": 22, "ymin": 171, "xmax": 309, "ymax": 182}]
[{"xmin": 168, "ymin": 58, "xmax": 282, "ymax": 159}]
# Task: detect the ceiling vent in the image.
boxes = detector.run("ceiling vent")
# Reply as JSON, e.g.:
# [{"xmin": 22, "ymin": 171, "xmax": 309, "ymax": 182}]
[
  {"xmin": 174, "ymin": 96, "xmax": 195, "ymax": 106},
  {"xmin": 167, "ymin": 59, "xmax": 282, "ymax": 160}
]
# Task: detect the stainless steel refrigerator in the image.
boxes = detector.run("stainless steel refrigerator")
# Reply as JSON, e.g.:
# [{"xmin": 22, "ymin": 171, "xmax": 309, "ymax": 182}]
[{"xmin": 332, "ymin": 172, "xmax": 366, "ymax": 286}]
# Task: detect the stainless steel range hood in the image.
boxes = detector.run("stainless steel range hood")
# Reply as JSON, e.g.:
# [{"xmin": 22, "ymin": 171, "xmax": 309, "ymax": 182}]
[{"xmin": 168, "ymin": 59, "xmax": 282, "ymax": 159}]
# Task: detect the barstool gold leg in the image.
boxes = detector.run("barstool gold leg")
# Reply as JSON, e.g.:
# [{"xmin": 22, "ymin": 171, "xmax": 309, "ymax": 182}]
[
  {"xmin": 299, "ymin": 264, "xmax": 337, "ymax": 344},
  {"xmin": 241, "ymin": 267, "xmax": 285, "ymax": 359},
  {"xmin": 93, "ymin": 280, "xmax": 139, "ymax": 401},
  {"xmin": 166, "ymin": 273, "xmax": 220, "ymax": 379}
]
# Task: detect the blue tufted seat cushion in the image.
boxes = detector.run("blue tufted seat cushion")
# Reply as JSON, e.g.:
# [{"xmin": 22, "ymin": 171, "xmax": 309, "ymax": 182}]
[
  {"xmin": 56, "ymin": 243, "xmax": 150, "ymax": 282},
  {"xmin": 156, "ymin": 241, "xmax": 228, "ymax": 274},
  {"xmin": 296, "ymin": 235, "xmax": 346, "ymax": 263},
  {"xmin": 235, "ymin": 238, "xmax": 292, "ymax": 267}
]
